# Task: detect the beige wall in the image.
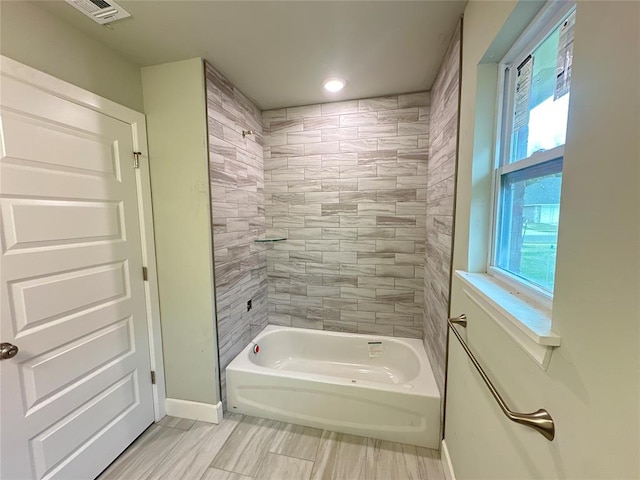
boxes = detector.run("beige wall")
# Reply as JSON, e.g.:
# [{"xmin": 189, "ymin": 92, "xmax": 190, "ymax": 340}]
[
  {"xmin": 447, "ymin": 1, "xmax": 640, "ymax": 479},
  {"xmin": 0, "ymin": 1, "xmax": 143, "ymax": 111},
  {"xmin": 142, "ymin": 58, "xmax": 219, "ymax": 405}
]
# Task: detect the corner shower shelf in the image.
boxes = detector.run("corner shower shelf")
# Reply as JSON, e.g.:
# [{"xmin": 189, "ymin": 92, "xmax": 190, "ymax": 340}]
[{"xmin": 254, "ymin": 237, "xmax": 287, "ymax": 243}]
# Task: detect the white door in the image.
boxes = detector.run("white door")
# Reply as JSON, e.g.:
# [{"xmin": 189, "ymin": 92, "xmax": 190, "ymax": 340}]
[{"xmin": 0, "ymin": 74, "xmax": 155, "ymax": 479}]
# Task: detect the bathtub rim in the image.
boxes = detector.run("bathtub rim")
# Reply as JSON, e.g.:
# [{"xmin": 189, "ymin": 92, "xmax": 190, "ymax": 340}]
[{"xmin": 227, "ymin": 325, "xmax": 441, "ymax": 398}]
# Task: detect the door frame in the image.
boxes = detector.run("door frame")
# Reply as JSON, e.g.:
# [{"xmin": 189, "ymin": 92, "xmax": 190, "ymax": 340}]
[{"xmin": 0, "ymin": 55, "xmax": 167, "ymax": 421}]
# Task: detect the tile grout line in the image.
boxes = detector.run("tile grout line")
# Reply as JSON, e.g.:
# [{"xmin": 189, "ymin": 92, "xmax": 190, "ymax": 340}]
[
  {"xmin": 262, "ymin": 452, "xmax": 315, "ymax": 480},
  {"xmin": 106, "ymin": 414, "xmax": 445, "ymax": 480},
  {"xmin": 198, "ymin": 465, "xmax": 254, "ymax": 480},
  {"xmin": 142, "ymin": 425, "xmax": 190, "ymax": 480},
  {"xmin": 160, "ymin": 425, "xmax": 195, "ymax": 432},
  {"xmin": 150, "ymin": 417, "xmax": 240, "ymax": 480},
  {"xmin": 269, "ymin": 451, "xmax": 316, "ymax": 465},
  {"xmin": 251, "ymin": 439, "xmax": 271, "ymax": 480},
  {"xmin": 270, "ymin": 451, "xmax": 315, "ymax": 463},
  {"xmin": 268, "ymin": 432, "xmax": 323, "ymax": 464},
  {"xmin": 211, "ymin": 414, "xmax": 246, "ymax": 469},
  {"xmin": 311, "ymin": 428, "xmax": 326, "ymax": 465}
]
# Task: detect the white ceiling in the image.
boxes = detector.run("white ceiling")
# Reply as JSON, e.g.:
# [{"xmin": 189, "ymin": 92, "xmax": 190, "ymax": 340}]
[{"xmin": 36, "ymin": 0, "xmax": 467, "ymax": 110}]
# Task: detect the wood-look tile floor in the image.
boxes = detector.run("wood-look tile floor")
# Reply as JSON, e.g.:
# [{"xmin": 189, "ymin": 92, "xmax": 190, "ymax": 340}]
[{"xmin": 99, "ymin": 414, "xmax": 444, "ymax": 480}]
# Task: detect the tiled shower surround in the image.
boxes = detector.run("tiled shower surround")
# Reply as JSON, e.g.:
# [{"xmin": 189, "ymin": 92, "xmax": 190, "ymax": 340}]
[
  {"xmin": 423, "ymin": 22, "xmax": 461, "ymax": 394},
  {"xmin": 205, "ymin": 63, "xmax": 268, "ymax": 402},
  {"xmin": 262, "ymin": 94, "xmax": 430, "ymax": 338}
]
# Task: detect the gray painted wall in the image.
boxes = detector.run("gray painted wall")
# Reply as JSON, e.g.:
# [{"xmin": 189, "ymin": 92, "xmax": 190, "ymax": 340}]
[
  {"xmin": 447, "ymin": 1, "xmax": 639, "ymax": 478},
  {"xmin": 142, "ymin": 59, "xmax": 219, "ymax": 405},
  {"xmin": 0, "ymin": 1, "xmax": 144, "ymax": 112},
  {"xmin": 262, "ymin": 95, "xmax": 430, "ymax": 337},
  {"xmin": 205, "ymin": 63, "xmax": 267, "ymax": 406}
]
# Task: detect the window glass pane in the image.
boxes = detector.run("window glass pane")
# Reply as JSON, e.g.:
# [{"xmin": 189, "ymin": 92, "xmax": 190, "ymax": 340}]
[
  {"xmin": 510, "ymin": 22, "xmax": 571, "ymax": 163},
  {"xmin": 496, "ymin": 159, "xmax": 562, "ymax": 291}
]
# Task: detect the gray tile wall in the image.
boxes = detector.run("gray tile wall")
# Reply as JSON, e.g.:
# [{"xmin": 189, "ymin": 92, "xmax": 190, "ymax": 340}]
[
  {"xmin": 262, "ymin": 93, "xmax": 430, "ymax": 338},
  {"xmin": 423, "ymin": 21, "xmax": 461, "ymax": 394},
  {"xmin": 205, "ymin": 62, "xmax": 268, "ymax": 404}
]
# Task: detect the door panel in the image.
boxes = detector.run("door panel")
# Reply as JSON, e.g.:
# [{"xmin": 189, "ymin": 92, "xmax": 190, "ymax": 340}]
[
  {"xmin": 29, "ymin": 372, "xmax": 138, "ymax": 479},
  {"xmin": 1, "ymin": 74, "xmax": 154, "ymax": 479},
  {"xmin": 20, "ymin": 316, "xmax": 133, "ymax": 410},
  {"xmin": 1, "ymin": 112, "xmax": 118, "ymax": 177},
  {"xmin": 11, "ymin": 261, "xmax": 129, "ymax": 333},
  {"xmin": 3, "ymin": 199, "xmax": 123, "ymax": 250}
]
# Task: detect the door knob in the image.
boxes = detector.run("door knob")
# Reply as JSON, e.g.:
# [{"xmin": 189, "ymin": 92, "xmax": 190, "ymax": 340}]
[{"xmin": 0, "ymin": 342, "xmax": 18, "ymax": 360}]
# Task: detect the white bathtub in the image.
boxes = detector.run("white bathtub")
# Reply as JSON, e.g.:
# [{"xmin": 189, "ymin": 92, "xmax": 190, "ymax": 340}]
[{"xmin": 226, "ymin": 326, "xmax": 441, "ymax": 448}]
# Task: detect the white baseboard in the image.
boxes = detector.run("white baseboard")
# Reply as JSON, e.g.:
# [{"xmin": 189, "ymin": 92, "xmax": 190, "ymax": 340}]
[
  {"xmin": 165, "ymin": 398, "xmax": 223, "ymax": 424},
  {"xmin": 442, "ymin": 439, "xmax": 456, "ymax": 480}
]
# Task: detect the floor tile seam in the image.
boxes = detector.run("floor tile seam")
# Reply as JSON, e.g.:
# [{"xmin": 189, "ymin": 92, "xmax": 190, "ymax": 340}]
[
  {"xmin": 268, "ymin": 438, "xmax": 320, "ymax": 463},
  {"xmin": 268, "ymin": 450, "xmax": 318, "ymax": 463},
  {"xmin": 112, "ymin": 415, "xmax": 445, "ymax": 480},
  {"xmin": 250, "ymin": 446, "xmax": 271, "ymax": 479},
  {"xmin": 195, "ymin": 466, "xmax": 210, "ymax": 480},
  {"xmin": 213, "ymin": 418, "xmax": 281, "ymax": 477},
  {"xmin": 310, "ymin": 429, "xmax": 328, "ymax": 464},
  {"xmin": 140, "ymin": 427, "xmax": 191, "ymax": 480},
  {"xmin": 199, "ymin": 465, "xmax": 255, "ymax": 480},
  {"xmin": 260, "ymin": 452, "xmax": 315, "ymax": 480},
  {"xmin": 160, "ymin": 423, "xmax": 195, "ymax": 432},
  {"xmin": 218, "ymin": 415, "xmax": 246, "ymax": 448},
  {"xmin": 209, "ymin": 417, "xmax": 249, "ymax": 470},
  {"xmin": 252, "ymin": 426, "xmax": 288, "ymax": 474},
  {"xmin": 121, "ymin": 423, "xmax": 184, "ymax": 468},
  {"xmin": 205, "ymin": 422, "xmax": 245, "ymax": 466},
  {"xmin": 267, "ymin": 451, "xmax": 316, "ymax": 465}
]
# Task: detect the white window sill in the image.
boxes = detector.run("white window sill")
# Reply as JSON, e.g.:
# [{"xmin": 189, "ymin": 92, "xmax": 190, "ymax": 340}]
[{"xmin": 455, "ymin": 270, "xmax": 561, "ymax": 369}]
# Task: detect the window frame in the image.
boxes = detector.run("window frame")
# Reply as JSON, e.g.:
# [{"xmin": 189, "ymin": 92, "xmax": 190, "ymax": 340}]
[{"xmin": 488, "ymin": 1, "xmax": 576, "ymax": 307}]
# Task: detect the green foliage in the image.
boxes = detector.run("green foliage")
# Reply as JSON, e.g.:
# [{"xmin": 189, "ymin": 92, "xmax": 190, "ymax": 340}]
[{"xmin": 520, "ymin": 243, "xmax": 557, "ymax": 291}]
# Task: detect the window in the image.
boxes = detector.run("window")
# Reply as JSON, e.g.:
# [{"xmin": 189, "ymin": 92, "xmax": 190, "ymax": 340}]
[{"xmin": 491, "ymin": 5, "xmax": 576, "ymax": 297}]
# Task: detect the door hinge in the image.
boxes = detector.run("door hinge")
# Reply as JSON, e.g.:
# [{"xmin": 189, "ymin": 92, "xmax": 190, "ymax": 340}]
[
  {"xmin": 151, "ymin": 370, "xmax": 156, "ymax": 385},
  {"xmin": 133, "ymin": 151, "xmax": 142, "ymax": 169},
  {"xmin": 142, "ymin": 266, "xmax": 148, "ymax": 281}
]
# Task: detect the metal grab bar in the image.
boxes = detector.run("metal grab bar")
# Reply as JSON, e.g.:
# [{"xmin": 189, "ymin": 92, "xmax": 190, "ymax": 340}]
[{"xmin": 448, "ymin": 314, "xmax": 556, "ymax": 441}]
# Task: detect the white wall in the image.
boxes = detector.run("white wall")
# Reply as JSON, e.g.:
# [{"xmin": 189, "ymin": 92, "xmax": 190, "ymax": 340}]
[
  {"xmin": 142, "ymin": 58, "xmax": 219, "ymax": 406},
  {"xmin": 0, "ymin": 1, "xmax": 144, "ymax": 112},
  {"xmin": 447, "ymin": 1, "xmax": 639, "ymax": 478}
]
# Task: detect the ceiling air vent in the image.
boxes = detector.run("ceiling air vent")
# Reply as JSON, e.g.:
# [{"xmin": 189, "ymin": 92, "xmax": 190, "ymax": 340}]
[{"xmin": 65, "ymin": 0, "xmax": 131, "ymax": 25}]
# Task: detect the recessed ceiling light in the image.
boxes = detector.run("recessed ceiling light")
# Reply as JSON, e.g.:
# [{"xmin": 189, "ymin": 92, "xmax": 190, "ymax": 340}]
[{"xmin": 323, "ymin": 78, "xmax": 346, "ymax": 93}]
